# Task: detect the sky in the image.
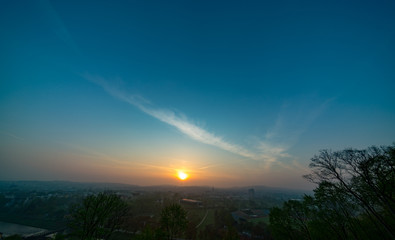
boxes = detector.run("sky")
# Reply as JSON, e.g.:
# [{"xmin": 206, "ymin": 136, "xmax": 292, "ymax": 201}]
[{"xmin": 1, "ymin": 0, "xmax": 394, "ymax": 190}]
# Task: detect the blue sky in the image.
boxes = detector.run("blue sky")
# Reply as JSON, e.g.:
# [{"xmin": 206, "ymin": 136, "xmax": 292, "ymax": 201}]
[{"xmin": 1, "ymin": 0, "xmax": 394, "ymax": 189}]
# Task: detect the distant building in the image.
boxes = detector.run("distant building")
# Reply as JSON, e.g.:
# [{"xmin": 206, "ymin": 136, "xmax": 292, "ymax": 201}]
[
  {"xmin": 248, "ymin": 188, "xmax": 255, "ymax": 200},
  {"xmin": 232, "ymin": 210, "xmax": 251, "ymax": 222}
]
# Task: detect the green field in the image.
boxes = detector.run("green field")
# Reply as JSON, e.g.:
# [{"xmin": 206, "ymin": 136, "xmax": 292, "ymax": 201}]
[
  {"xmin": 248, "ymin": 216, "xmax": 269, "ymax": 224},
  {"xmin": 187, "ymin": 208, "xmax": 215, "ymax": 231}
]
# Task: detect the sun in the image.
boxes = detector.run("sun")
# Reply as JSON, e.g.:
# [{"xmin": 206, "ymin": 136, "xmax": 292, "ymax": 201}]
[{"xmin": 177, "ymin": 171, "xmax": 189, "ymax": 181}]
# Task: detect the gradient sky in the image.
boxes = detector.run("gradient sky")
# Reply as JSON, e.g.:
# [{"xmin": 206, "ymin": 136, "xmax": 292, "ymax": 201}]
[{"xmin": 1, "ymin": 0, "xmax": 394, "ymax": 190}]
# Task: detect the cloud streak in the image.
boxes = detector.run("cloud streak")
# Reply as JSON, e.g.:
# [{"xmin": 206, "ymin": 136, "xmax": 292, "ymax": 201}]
[
  {"xmin": 40, "ymin": 0, "xmax": 81, "ymax": 56},
  {"xmin": 83, "ymin": 74, "xmax": 330, "ymax": 166},
  {"xmin": 84, "ymin": 74, "xmax": 257, "ymax": 159},
  {"xmin": 1, "ymin": 131, "xmax": 24, "ymax": 141}
]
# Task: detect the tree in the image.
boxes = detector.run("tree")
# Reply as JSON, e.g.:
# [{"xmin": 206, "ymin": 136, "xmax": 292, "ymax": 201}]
[
  {"xmin": 270, "ymin": 144, "xmax": 395, "ymax": 239},
  {"xmin": 160, "ymin": 203, "xmax": 188, "ymax": 240},
  {"xmin": 133, "ymin": 226, "xmax": 159, "ymax": 240},
  {"xmin": 222, "ymin": 226, "xmax": 239, "ymax": 240},
  {"xmin": 303, "ymin": 145, "xmax": 395, "ymax": 238},
  {"xmin": 4, "ymin": 235, "xmax": 23, "ymax": 240},
  {"xmin": 269, "ymin": 197, "xmax": 313, "ymax": 240},
  {"xmin": 54, "ymin": 233, "xmax": 66, "ymax": 240},
  {"xmin": 68, "ymin": 192, "xmax": 129, "ymax": 240},
  {"xmin": 310, "ymin": 181, "xmax": 365, "ymax": 239}
]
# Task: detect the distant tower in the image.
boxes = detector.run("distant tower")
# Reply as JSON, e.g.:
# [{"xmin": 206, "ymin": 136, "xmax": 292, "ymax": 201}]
[{"xmin": 248, "ymin": 188, "xmax": 255, "ymax": 200}]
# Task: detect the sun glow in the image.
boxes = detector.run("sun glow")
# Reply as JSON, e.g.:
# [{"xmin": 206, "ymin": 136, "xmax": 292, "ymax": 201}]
[{"xmin": 177, "ymin": 171, "xmax": 189, "ymax": 180}]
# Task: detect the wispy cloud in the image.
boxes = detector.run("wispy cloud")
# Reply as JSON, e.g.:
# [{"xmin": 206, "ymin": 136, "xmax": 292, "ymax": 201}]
[
  {"xmin": 139, "ymin": 107, "xmax": 257, "ymax": 159},
  {"xmin": 257, "ymin": 97, "xmax": 333, "ymax": 168},
  {"xmin": 84, "ymin": 74, "xmax": 256, "ymax": 159},
  {"xmin": 39, "ymin": 0, "xmax": 80, "ymax": 56},
  {"xmin": 1, "ymin": 130, "xmax": 24, "ymax": 141},
  {"xmin": 265, "ymin": 97, "xmax": 334, "ymax": 145},
  {"xmin": 84, "ymin": 74, "xmax": 331, "ymax": 166}
]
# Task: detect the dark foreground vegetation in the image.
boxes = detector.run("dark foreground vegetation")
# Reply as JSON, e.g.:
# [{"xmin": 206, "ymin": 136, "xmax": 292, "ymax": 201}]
[
  {"xmin": 1, "ymin": 144, "xmax": 393, "ymax": 239},
  {"xmin": 270, "ymin": 144, "xmax": 395, "ymax": 239}
]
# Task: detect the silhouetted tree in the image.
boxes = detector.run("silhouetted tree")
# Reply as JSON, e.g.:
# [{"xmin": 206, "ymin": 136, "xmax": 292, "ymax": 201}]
[
  {"xmin": 270, "ymin": 144, "xmax": 395, "ymax": 239},
  {"xmin": 133, "ymin": 226, "xmax": 163, "ymax": 240},
  {"xmin": 3, "ymin": 235, "xmax": 22, "ymax": 240},
  {"xmin": 160, "ymin": 203, "xmax": 188, "ymax": 240},
  {"xmin": 222, "ymin": 226, "xmax": 239, "ymax": 240},
  {"xmin": 68, "ymin": 192, "xmax": 129, "ymax": 240},
  {"xmin": 311, "ymin": 181, "xmax": 356, "ymax": 239},
  {"xmin": 54, "ymin": 233, "xmax": 66, "ymax": 240},
  {"xmin": 303, "ymin": 145, "xmax": 395, "ymax": 238},
  {"xmin": 269, "ymin": 196, "xmax": 313, "ymax": 240},
  {"xmin": 270, "ymin": 204, "xmax": 297, "ymax": 239}
]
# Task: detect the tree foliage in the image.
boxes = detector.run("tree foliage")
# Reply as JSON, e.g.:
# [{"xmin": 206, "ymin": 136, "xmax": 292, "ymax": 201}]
[
  {"xmin": 270, "ymin": 144, "xmax": 395, "ymax": 239},
  {"xmin": 269, "ymin": 197, "xmax": 313, "ymax": 240},
  {"xmin": 160, "ymin": 203, "xmax": 188, "ymax": 240},
  {"xmin": 133, "ymin": 226, "xmax": 163, "ymax": 240},
  {"xmin": 3, "ymin": 235, "xmax": 23, "ymax": 240},
  {"xmin": 68, "ymin": 192, "xmax": 129, "ymax": 240}
]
